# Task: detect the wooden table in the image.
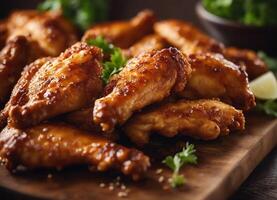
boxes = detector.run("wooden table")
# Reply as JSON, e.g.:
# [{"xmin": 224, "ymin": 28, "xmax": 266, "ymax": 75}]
[{"xmin": 0, "ymin": 149, "xmax": 276, "ymax": 200}]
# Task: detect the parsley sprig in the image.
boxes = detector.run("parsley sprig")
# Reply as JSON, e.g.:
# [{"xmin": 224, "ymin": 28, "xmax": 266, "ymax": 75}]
[
  {"xmin": 87, "ymin": 36, "xmax": 127, "ymax": 84},
  {"xmin": 38, "ymin": 0, "xmax": 109, "ymax": 31},
  {"xmin": 203, "ymin": 0, "xmax": 277, "ymax": 26},
  {"xmin": 163, "ymin": 143, "xmax": 197, "ymax": 188},
  {"xmin": 258, "ymin": 52, "xmax": 277, "ymax": 74}
]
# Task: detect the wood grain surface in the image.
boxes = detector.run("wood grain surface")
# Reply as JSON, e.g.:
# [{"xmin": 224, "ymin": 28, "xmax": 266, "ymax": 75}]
[{"xmin": 0, "ymin": 115, "xmax": 276, "ymax": 200}]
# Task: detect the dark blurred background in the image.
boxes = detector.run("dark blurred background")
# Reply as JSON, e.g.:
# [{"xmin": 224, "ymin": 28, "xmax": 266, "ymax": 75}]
[{"xmin": 1, "ymin": 0, "xmax": 200, "ymax": 25}]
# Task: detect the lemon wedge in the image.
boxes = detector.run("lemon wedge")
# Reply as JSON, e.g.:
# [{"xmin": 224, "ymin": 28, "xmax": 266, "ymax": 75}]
[{"xmin": 250, "ymin": 72, "xmax": 277, "ymax": 100}]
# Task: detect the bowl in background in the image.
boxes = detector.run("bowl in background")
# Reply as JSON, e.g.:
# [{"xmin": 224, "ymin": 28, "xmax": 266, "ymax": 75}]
[{"xmin": 196, "ymin": 2, "xmax": 277, "ymax": 55}]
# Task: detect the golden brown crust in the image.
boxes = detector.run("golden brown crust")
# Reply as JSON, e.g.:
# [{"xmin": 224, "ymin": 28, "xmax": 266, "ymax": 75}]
[
  {"xmin": 123, "ymin": 34, "xmax": 168, "ymax": 58},
  {"xmin": 0, "ymin": 36, "xmax": 30, "ymax": 105},
  {"xmin": 154, "ymin": 19, "xmax": 224, "ymax": 55},
  {"xmin": 93, "ymin": 48, "xmax": 191, "ymax": 132},
  {"xmin": 183, "ymin": 53, "xmax": 256, "ymax": 111},
  {"xmin": 0, "ymin": 57, "xmax": 52, "ymax": 129},
  {"xmin": 124, "ymin": 99, "xmax": 245, "ymax": 146},
  {"xmin": 7, "ymin": 10, "xmax": 78, "ymax": 56},
  {"xmin": 0, "ymin": 21, "xmax": 8, "ymax": 49},
  {"xmin": 223, "ymin": 47, "xmax": 268, "ymax": 80},
  {"xmin": 0, "ymin": 123, "xmax": 150, "ymax": 180},
  {"xmin": 6, "ymin": 42, "xmax": 103, "ymax": 128},
  {"xmin": 82, "ymin": 10, "xmax": 156, "ymax": 48}
]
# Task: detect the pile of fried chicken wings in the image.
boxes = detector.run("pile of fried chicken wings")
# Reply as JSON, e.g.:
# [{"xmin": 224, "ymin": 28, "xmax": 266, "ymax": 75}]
[{"xmin": 0, "ymin": 10, "xmax": 268, "ymax": 180}]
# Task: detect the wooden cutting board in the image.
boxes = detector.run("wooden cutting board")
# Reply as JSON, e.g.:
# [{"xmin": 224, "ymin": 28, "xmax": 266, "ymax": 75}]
[{"xmin": 0, "ymin": 114, "xmax": 276, "ymax": 200}]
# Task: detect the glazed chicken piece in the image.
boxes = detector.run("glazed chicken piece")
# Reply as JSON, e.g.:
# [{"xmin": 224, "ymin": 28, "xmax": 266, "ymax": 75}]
[
  {"xmin": 0, "ymin": 36, "xmax": 46, "ymax": 106},
  {"xmin": 5, "ymin": 42, "xmax": 103, "ymax": 129},
  {"xmin": 154, "ymin": 19, "xmax": 267, "ymax": 80},
  {"xmin": 0, "ymin": 36, "xmax": 30, "ymax": 106},
  {"xmin": 154, "ymin": 19, "xmax": 224, "ymax": 55},
  {"xmin": 94, "ymin": 48, "xmax": 191, "ymax": 133},
  {"xmin": 123, "ymin": 34, "xmax": 168, "ymax": 58},
  {"xmin": 0, "ymin": 21, "xmax": 8, "ymax": 49},
  {"xmin": 0, "ymin": 57, "xmax": 52, "ymax": 130},
  {"xmin": 65, "ymin": 107, "xmax": 119, "ymax": 141},
  {"xmin": 183, "ymin": 53, "xmax": 255, "ymax": 111},
  {"xmin": 124, "ymin": 99, "xmax": 245, "ymax": 146},
  {"xmin": 223, "ymin": 47, "xmax": 268, "ymax": 80},
  {"xmin": 0, "ymin": 123, "xmax": 150, "ymax": 180},
  {"xmin": 7, "ymin": 10, "xmax": 77, "ymax": 56},
  {"xmin": 82, "ymin": 10, "xmax": 155, "ymax": 48}
]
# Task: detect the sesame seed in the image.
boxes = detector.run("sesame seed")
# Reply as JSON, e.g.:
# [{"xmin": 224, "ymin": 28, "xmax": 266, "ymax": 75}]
[
  {"xmin": 118, "ymin": 191, "xmax": 128, "ymax": 198},
  {"xmin": 158, "ymin": 176, "xmax": 164, "ymax": 183},
  {"xmin": 108, "ymin": 185, "xmax": 114, "ymax": 191},
  {"xmin": 156, "ymin": 168, "xmax": 163, "ymax": 174},
  {"xmin": 99, "ymin": 183, "xmax": 106, "ymax": 188},
  {"xmin": 121, "ymin": 184, "xmax": 126, "ymax": 190}
]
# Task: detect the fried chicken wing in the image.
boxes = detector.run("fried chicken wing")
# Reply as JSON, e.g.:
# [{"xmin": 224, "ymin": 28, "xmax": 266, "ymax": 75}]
[
  {"xmin": 0, "ymin": 57, "xmax": 52, "ymax": 129},
  {"xmin": 154, "ymin": 19, "xmax": 267, "ymax": 80},
  {"xmin": 6, "ymin": 42, "xmax": 103, "ymax": 129},
  {"xmin": 124, "ymin": 99, "xmax": 245, "ymax": 146},
  {"xmin": 82, "ymin": 10, "xmax": 155, "ymax": 48},
  {"xmin": 7, "ymin": 10, "xmax": 77, "ymax": 56},
  {"xmin": 183, "ymin": 53, "xmax": 255, "ymax": 111},
  {"xmin": 94, "ymin": 48, "xmax": 191, "ymax": 133},
  {"xmin": 123, "ymin": 34, "xmax": 168, "ymax": 58},
  {"xmin": 0, "ymin": 36, "xmax": 30, "ymax": 106},
  {"xmin": 0, "ymin": 21, "xmax": 8, "ymax": 49},
  {"xmin": 154, "ymin": 19, "xmax": 224, "ymax": 55},
  {"xmin": 223, "ymin": 47, "xmax": 268, "ymax": 80},
  {"xmin": 0, "ymin": 123, "xmax": 150, "ymax": 180}
]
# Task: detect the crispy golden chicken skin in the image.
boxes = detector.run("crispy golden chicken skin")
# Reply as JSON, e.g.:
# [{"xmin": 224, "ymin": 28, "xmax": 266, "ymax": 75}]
[
  {"xmin": 124, "ymin": 99, "xmax": 245, "ymax": 146},
  {"xmin": 94, "ymin": 48, "xmax": 191, "ymax": 133},
  {"xmin": 0, "ymin": 36, "xmax": 30, "ymax": 105},
  {"xmin": 82, "ymin": 10, "xmax": 155, "ymax": 48},
  {"xmin": 0, "ymin": 36, "xmax": 47, "ymax": 106},
  {"xmin": 154, "ymin": 19, "xmax": 224, "ymax": 55},
  {"xmin": 7, "ymin": 10, "xmax": 78, "ymax": 56},
  {"xmin": 0, "ymin": 123, "xmax": 150, "ymax": 180},
  {"xmin": 154, "ymin": 19, "xmax": 267, "ymax": 80},
  {"xmin": 0, "ymin": 21, "xmax": 8, "ymax": 49},
  {"xmin": 65, "ymin": 107, "xmax": 101, "ymax": 132},
  {"xmin": 6, "ymin": 42, "xmax": 103, "ymax": 129},
  {"xmin": 223, "ymin": 47, "xmax": 268, "ymax": 80},
  {"xmin": 0, "ymin": 57, "xmax": 52, "ymax": 130},
  {"xmin": 123, "ymin": 34, "xmax": 168, "ymax": 58},
  {"xmin": 183, "ymin": 53, "xmax": 255, "ymax": 111}
]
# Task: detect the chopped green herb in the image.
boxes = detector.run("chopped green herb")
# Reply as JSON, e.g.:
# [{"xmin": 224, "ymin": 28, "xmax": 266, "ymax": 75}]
[
  {"xmin": 258, "ymin": 52, "xmax": 277, "ymax": 74},
  {"xmin": 87, "ymin": 36, "xmax": 127, "ymax": 84},
  {"xmin": 163, "ymin": 143, "xmax": 197, "ymax": 188},
  {"xmin": 256, "ymin": 100, "xmax": 277, "ymax": 117},
  {"xmin": 38, "ymin": 0, "xmax": 109, "ymax": 31},
  {"xmin": 87, "ymin": 36, "xmax": 115, "ymax": 55},
  {"xmin": 202, "ymin": 0, "xmax": 277, "ymax": 26}
]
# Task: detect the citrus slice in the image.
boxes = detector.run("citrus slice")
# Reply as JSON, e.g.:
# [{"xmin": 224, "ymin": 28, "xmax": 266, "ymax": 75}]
[{"xmin": 250, "ymin": 72, "xmax": 277, "ymax": 100}]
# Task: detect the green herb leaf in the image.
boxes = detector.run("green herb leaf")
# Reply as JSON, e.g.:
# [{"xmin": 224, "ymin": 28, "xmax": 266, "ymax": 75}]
[
  {"xmin": 38, "ymin": 0, "xmax": 109, "ymax": 30},
  {"xmin": 256, "ymin": 100, "xmax": 277, "ymax": 117},
  {"xmin": 87, "ymin": 37, "xmax": 127, "ymax": 84},
  {"xmin": 163, "ymin": 143, "xmax": 197, "ymax": 188},
  {"xmin": 171, "ymin": 174, "xmax": 186, "ymax": 188},
  {"xmin": 87, "ymin": 36, "xmax": 114, "ymax": 55},
  {"xmin": 258, "ymin": 51, "xmax": 277, "ymax": 74},
  {"xmin": 202, "ymin": 0, "xmax": 277, "ymax": 26}
]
